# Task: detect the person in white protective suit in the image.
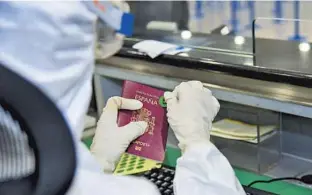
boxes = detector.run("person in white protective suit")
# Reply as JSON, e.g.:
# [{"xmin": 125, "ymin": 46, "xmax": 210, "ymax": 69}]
[{"xmin": 0, "ymin": 1, "xmax": 245, "ymax": 195}]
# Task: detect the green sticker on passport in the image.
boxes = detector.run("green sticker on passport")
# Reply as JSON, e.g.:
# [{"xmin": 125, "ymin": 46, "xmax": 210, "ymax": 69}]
[{"xmin": 159, "ymin": 96, "xmax": 167, "ymax": 108}]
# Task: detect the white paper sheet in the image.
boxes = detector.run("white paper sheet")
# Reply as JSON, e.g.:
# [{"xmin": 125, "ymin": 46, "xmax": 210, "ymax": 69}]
[{"xmin": 132, "ymin": 40, "xmax": 191, "ymax": 58}]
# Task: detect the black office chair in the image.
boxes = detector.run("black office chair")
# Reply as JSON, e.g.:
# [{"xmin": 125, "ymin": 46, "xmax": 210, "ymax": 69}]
[{"xmin": 0, "ymin": 64, "xmax": 76, "ymax": 195}]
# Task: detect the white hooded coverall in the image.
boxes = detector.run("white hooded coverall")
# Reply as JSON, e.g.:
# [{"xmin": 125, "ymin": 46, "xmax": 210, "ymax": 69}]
[{"xmin": 0, "ymin": 2, "xmax": 245, "ymax": 195}]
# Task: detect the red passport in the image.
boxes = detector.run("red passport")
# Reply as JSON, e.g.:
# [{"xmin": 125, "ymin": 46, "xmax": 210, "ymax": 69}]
[{"xmin": 118, "ymin": 80, "xmax": 168, "ymax": 162}]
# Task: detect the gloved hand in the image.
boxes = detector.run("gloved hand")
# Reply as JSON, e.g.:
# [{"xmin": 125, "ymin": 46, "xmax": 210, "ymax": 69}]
[
  {"xmin": 164, "ymin": 81, "xmax": 220, "ymax": 152},
  {"xmin": 95, "ymin": 0, "xmax": 130, "ymax": 59},
  {"xmin": 90, "ymin": 97, "xmax": 147, "ymax": 173}
]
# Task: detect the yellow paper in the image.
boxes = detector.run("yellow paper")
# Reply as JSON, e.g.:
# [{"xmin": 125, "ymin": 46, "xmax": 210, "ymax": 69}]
[
  {"xmin": 211, "ymin": 130, "xmax": 277, "ymax": 143},
  {"xmin": 212, "ymin": 119, "xmax": 276, "ymax": 138}
]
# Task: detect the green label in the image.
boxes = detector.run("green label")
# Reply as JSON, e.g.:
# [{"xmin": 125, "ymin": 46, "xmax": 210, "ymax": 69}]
[{"xmin": 159, "ymin": 96, "xmax": 167, "ymax": 108}]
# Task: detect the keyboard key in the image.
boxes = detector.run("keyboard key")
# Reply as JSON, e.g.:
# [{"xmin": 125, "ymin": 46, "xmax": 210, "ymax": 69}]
[
  {"xmin": 163, "ymin": 169, "xmax": 171, "ymax": 174},
  {"xmin": 159, "ymin": 187, "xmax": 165, "ymax": 192},
  {"xmin": 155, "ymin": 180, "xmax": 162, "ymax": 186},
  {"xmin": 164, "ymin": 189, "xmax": 171, "ymax": 195},
  {"xmin": 168, "ymin": 184, "xmax": 173, "ymax": 189},
  {"xmin": 164, "ymin": 176, "xmax": 172, "ymax": 182},
  {"xmin": 151, "ymin": 173, "xmax": 158, "ymax": 178},
  {"xmin": 161, "ymin": 182, "xmax": 169, "ymax": 187},
  {"xmin": 157, "ymin": 174, "xmax": 164, "ymax": 180},
  {"xmin": 149, "ymin": 178, "xmax": 156, "ymax": 182},
  {"xmin": 165, "ymin": 170, "xmax": 174, "ymax": 176}
]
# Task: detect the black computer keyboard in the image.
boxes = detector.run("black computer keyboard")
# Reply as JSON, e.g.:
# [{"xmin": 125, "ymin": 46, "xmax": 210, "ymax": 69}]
[
  {"xmin": 142, "ymin": 167, "xmax": 175, "ymax": 195},
  {"xmin": 141, "ymin": 167, "xmax": 278, "ymax": 195}
]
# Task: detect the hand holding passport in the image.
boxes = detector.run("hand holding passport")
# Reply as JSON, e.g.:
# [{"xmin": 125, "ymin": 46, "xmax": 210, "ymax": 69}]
[
  {"xmin": 92, "ymin": 80, "xmax": 220, "ymax": 175},
  {"xmin": 91, "ymin": 96, "xmax": 149, "ymax": 173},
  {"xmin": 117, "ymin": 80, "xmax": 169, "ymax": 163},
  {"xmin": 113, "ymin": 81, "xmax": 169, "ymax": 175}
]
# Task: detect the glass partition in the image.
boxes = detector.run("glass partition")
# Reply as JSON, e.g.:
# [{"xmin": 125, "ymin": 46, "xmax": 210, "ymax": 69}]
[
  {"xmin": 253, "ymin": 17, "xmax": 312, "ymax": 75},
  {"xmin": 124, "ymin": 1, "xmax": 259, "ymax": 67},
  {"xmin": 121, "ymin": 1, "xmax": 312, "ymax": 75},
  {"xmin": 212, "ymin": 101, "xmax": 281, "ymax": 174},
  {"xmin": 212, "ymin": 100, "xmax": 312, "ymax": 185}
]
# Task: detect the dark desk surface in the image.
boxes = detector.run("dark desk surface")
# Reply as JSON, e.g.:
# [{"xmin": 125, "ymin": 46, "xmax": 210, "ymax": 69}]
[{"xmin": 120, "ymin": 33, "xmax": 312, "ymax": 87}]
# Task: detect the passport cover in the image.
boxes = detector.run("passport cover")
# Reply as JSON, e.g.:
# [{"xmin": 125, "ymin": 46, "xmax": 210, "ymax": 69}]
[{"xmin": 118, "ymin": 80, "xmax": 168, "ymax": 162}]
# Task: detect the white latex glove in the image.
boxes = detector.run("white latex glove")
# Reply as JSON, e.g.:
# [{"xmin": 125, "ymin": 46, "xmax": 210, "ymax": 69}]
[
  {"xmin": 90, "ymin": 97, "xmax": 148, "ymax": 173},
  {"xmin": 164, "ymin": 81, "xmax": 220, "ymax": 152}
]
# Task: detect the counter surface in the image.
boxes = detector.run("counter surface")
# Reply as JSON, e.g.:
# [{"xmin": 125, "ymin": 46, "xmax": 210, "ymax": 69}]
[{"xmin": 120, "ymin": 34, "xmax": 312, "ymax": 87}]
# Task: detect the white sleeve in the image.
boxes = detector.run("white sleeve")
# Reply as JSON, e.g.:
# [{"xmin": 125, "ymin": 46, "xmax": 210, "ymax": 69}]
[
  {"xmin": 66, "ymin": 143, "xmax": 161, "ymax": 195},
  {"xmin": 66, "ymin": 169, "xmax": 161, "ymax": 195},
  {"xmin": 174, "ymin": 142, "xmax": 246, "ymax": 195}
]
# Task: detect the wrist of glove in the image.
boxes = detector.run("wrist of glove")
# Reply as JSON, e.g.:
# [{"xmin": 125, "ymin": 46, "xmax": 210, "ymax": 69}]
[
  {"xmin": 90, "ymin": 97, "xmax": 147, "ymax": 173},
  {"xmin": 164, "ymin": 81, "xmax": 220, "ymax": 153}
]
